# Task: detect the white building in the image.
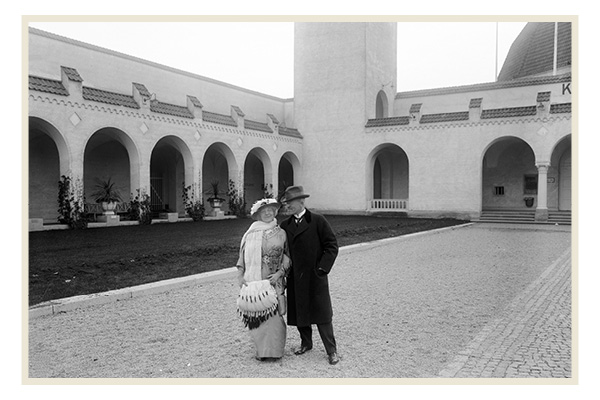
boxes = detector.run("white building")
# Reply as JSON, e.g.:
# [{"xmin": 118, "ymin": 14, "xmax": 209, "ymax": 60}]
[{"xmin": 28, "ymin": 22, "xmax": 572, "ymax": 229}]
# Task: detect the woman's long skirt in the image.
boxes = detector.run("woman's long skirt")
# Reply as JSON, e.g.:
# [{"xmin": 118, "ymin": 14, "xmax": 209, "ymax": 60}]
[{"xmin": 249, "ymin": 312, "xmax": 286, "ymax": 358}]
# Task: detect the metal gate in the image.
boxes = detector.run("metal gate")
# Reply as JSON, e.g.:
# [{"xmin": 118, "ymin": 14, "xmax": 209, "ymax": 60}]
[{"xmin": 150, "ymin": 177, "xmax": 164, "ymax": 212}]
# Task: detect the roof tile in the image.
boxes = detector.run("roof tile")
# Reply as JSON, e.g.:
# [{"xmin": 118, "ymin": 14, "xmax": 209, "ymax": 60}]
[
  {"xmin": 61, "ymin": 66, "xmax": 83, "ymax": 82},
  {"xmin": 188, "ymin": 95, "xmax": 203, "ymax": 108},
  {"xmin": 82, "ymin": 86, "xmax": 140, "ymax": 109},
  {"xmin": 537, "ymin": 91, "xmax": 551, "ymax": 102},
  {"xmin": 498, "ymin": 22, "xmax": 571, "ymax": 81},
  {"xmin": 469, "ymin": 98, "xmax": 483, "ymax": 108},
  {"xmin": 202, "ymin": 111, "xmax": 238, "ymax": 127},
  {"xmin": 29, "ymin": 76, "xmax": 69, "ymax": 96},
  {"xmin": 132, "ymin": 82, "xmax": 151, "ymax": 98},
  {"xmin": 409, "ymin": 103, "xmax": 422, "ymax": 113},
  {"xmin": 278, "ymin": 126, "xmax": 302, "ymax": 138},
  {"xmin": 231, "ymin": 105, "xmax": 245, "ymax": 117},
  {"xmin": 244, "ymin": 119, "xmax": 273, "ymax": 133},
  {"xmin": 365, "ymin": 116, "xmax": 411, "ymax": 127},
  {"xmin": 550, "ymin": 102, "xmax": 571, "ymax": 114},
  {"xmin": 420, "ymin": 112, "xmax": 469, "ymax": 124},
  {"xmin": 150, "ymin": 100, "xmax": 193, "ymax": 118},
  {"xmin": 481, "ymin": 106, "xmax": 537, "ymax": 119}
]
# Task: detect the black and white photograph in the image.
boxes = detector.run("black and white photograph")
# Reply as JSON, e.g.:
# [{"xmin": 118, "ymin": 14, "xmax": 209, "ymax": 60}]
[{"xmin": 9, "ymin": 2, "xmax": 595, "ymax": 398}]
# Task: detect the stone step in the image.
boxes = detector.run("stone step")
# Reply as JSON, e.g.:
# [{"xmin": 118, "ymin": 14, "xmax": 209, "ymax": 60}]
[{"xmin": 475, "ymin": 210, "xmax": 571, "ymax": 225}]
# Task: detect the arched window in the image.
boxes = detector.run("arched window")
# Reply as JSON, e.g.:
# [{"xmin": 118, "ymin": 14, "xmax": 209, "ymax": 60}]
[{"xmin": 376, "ymin": 90, "xmax": 388, "ymax": 118}]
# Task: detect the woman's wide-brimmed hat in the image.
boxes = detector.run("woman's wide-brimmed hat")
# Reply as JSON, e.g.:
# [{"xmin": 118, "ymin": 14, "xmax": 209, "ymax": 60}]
[
  {"xmin": 250, "ymin": 198, "xmax": 280, "ymax": 219},
  {"xmin": 280, "ymin": 185, "xmax": 310, "ymax": 203}
]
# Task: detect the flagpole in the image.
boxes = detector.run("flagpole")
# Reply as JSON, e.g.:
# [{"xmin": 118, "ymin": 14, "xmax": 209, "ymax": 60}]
[
  {"xmin": 495, "ymin": 22, "xmax": 499, "ymax": 81},
  {"xmin": 553, "ymin": 22, "xmax": 558, "ymax": 75}
]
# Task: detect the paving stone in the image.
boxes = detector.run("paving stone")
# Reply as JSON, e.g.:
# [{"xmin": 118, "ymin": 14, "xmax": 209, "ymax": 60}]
[{"xmin": 28, "ymin": 223, "xmax": 572, "ymax": 379}]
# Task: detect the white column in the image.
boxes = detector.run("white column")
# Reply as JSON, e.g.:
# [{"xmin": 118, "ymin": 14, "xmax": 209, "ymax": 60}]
[{"xmin": 535, "ymin": 162, "xmax": 550, "ymax": 221}]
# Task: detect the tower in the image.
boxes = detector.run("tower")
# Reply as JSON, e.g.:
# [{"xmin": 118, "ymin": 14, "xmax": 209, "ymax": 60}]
[{"xmin": 293, "ymin": 22, "xmax": 397, "ymax": 212}]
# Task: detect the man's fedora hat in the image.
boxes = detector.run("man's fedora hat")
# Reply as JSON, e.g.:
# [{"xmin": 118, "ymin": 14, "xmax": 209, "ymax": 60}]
[{"xmin": 281, "ymin": 185, "xmax": 310, "ymax": 203}]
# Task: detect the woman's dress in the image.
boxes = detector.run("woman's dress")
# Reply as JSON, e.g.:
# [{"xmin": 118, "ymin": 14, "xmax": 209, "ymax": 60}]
[{"xmin": 237, "ymin": 225, "xmax": 289, "ymax": 359}]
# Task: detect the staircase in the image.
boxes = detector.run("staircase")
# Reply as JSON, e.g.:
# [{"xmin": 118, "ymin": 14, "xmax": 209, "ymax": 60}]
[
  {"xmin": 475, "ymin": 209, "xmax": 571, "ymax": 225},
  {"xmin": 548, "ymin": 211, "xmax": 572, "ymax": 225}
]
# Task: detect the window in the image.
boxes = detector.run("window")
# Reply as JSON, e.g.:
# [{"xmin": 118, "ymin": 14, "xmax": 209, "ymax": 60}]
[
  {"xmin": 376, "ymin": 90, "xmax": 388, "ymax": 118},
  {"xmin": 494, "ymin": 186, "xmax": 505, "ymax": 196},
  {"xmin": 524, "ymin": 175, "xmax": 538, "ymax": 194}
]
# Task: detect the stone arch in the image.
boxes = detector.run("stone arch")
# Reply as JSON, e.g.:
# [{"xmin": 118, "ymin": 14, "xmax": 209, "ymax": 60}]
[
  {"xmin": 366, "ymin": 143, "xmax": 410, "ymax": 210},
  {"xmin": 83, "ymin": 127, "xmax": 140, "ymax": 208},
  {"xmin": 244, "ymin": 147, "xmax": 273, "ymax": 204},
  {"xmin": 28, "ymin": 117, "xmax": 70, "ymax": 222},
  {"xmin": 150, "ymin": 135, "xmax": 194, "ymax": 214},
  {"xmin": 202, "ymin": 142, "xmax": 238, "ymax": 212},
  {"xmin": 278, "ymin": 151, "xmax": 301, "ymax": 199},
  {"xmin": 481, "ymin": 136, "xmax": 537, "ymax": 210},
  {"xmin": 550, "ymin": 134, "xmax": 572, "ymax": 211}
]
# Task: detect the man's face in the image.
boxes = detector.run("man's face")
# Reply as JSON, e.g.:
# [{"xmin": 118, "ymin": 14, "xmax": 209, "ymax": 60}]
[{"xmin": 286, "ymin": 198, "xmax": 304, "ymax": 215}]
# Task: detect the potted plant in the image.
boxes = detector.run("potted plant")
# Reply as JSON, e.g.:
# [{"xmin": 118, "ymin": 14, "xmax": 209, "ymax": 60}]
[
  {"xmin": 206, "ymin": 180, "xmax": 226, "ymax": 209},
  {"xmin": 524, "ymin": 196, "xmax": 535, "ymax": 208},
  {"xmin": 91, "ymin": 177, "xmax": 123, "ymax": 214}
]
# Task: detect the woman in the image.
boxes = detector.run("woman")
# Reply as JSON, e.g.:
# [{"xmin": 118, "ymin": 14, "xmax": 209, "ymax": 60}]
[{"xmin": 236, "ymin": 198, "xmax": 290, "ymax": 361}]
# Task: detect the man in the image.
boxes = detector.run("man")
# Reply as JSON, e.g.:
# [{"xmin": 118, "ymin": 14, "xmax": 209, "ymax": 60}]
[{"xmin": 279, "ymin": 185, "xmax": 340, "ymax": 365}]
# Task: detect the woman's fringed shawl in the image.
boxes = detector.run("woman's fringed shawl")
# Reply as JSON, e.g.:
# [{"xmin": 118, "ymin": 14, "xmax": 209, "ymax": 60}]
[{"xmin": 237, "ymin": 220, "xmax": 279, "ymax": 330}]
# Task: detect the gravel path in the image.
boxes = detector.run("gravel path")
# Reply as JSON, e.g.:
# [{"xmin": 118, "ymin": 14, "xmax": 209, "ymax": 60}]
[{"xmin": 28, "ymin": 223, "xmax": 571, "ymax": 379}]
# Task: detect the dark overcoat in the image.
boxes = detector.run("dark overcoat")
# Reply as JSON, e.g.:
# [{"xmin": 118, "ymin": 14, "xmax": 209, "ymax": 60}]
[{"xmin": 280, "ymin": 209, "xmax": 339, "ymax": 327}]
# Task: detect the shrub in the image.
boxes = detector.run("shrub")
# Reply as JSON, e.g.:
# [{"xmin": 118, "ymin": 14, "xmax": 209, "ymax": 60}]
[
  {"xmin": 261, "ymin": 183, "xmax": 274, "ymax": 199},
  {"xmin": 129, "ymin": 189, "xmax": 152, "ymax": 224},
  {"xmin": 57, "ymin": 175, "xmax": 88, "ymax": 229},
  {"xmin": 182, "ymin": 183, "xmax": 205, "ymax": 221},
  {"xmin": 227, "ymin": 179, "xmax": 248, "ymax": 217}
]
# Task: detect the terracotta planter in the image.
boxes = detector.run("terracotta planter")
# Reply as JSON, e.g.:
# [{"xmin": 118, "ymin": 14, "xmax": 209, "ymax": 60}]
[
  {"xmin": 101, "ymin": 201, "xmax": 118, "ymax": 215},
  {"xmin": 209, "ymin": 198, "xmax": 224, "ymax": 209}
]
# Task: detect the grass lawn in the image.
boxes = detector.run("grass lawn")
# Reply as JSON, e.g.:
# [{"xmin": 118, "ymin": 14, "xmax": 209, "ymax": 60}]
[{"xmin": 28, "ymin": 215, "xmax": 467, "ymax": 306}]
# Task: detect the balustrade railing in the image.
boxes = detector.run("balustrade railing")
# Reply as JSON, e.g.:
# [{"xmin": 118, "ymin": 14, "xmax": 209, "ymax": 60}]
[{"xmin": 368, "ymin": 199, "xmax": 408, "ymax": 211}]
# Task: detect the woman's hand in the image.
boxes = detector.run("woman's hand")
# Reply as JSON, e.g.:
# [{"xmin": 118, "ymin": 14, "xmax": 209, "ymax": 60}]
[{"xmin": 268, "ymin": 271, "xmax": 282, "ymax": 286}]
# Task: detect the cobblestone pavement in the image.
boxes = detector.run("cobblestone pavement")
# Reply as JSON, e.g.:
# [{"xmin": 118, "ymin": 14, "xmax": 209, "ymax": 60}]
[
  {"xmin": 438, "ymin": 244, "xmax": 571, "ymax": 378},
  {"xmin": 28, "ymin": 223, "xmax": 573, "ymax": 380}
]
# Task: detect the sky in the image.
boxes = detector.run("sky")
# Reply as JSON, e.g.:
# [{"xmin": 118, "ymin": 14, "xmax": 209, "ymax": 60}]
[{"xmin": 27, "ymin": 20, "xmax": 528, "ymax": 98}]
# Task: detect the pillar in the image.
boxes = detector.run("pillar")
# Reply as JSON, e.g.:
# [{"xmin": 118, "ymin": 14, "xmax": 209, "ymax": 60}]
[{"xmin": 535, "ymin": 162, "xmax": 550, "ymax": 221}]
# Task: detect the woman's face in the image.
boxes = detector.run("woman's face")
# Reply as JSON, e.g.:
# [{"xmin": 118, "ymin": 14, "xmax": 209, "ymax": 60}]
[{"xmin": 258, "ymin": 206, "xmax": 277, "ymax": 222}]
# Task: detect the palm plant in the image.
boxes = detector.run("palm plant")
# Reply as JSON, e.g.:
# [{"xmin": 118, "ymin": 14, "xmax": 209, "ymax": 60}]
[
  {"xmin": 91, "ymin": 177, "xmax": 123, "ymax": 204},
  {"xmin": 206, "ymin": 180, "xmax": 225, "ymax": 201}
]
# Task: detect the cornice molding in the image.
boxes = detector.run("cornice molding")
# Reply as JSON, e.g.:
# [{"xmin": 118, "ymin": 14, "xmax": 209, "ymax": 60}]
[
  {"xmin": 29, "ymin": 94, "xmax": 302, "ymax": 145},
  {"xmin": 365, "ymin": 115, "xmax": 572, "ymax": 134}
]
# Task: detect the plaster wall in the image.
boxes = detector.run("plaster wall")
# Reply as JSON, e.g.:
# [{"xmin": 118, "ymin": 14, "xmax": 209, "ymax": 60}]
[
  {"xmin": 294, "ymin": 22, "xmax": 397, "ymax": 212},
  {"xmin": 362, "ymin": 115, "xmax": 571, "ymax": 217},
  {"xmin": 29, "ymin": 29, "xmax": 289, "ymax": 124}
]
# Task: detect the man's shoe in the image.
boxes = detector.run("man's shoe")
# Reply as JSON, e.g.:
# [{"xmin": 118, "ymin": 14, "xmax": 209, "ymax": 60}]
[
  {"xmin": 328, "ymin": 352, "xmax": 340, "ymax": 365},
  {"xmin": 294, "ymin": 345, "xmax": 312, "ymax": 355}
]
